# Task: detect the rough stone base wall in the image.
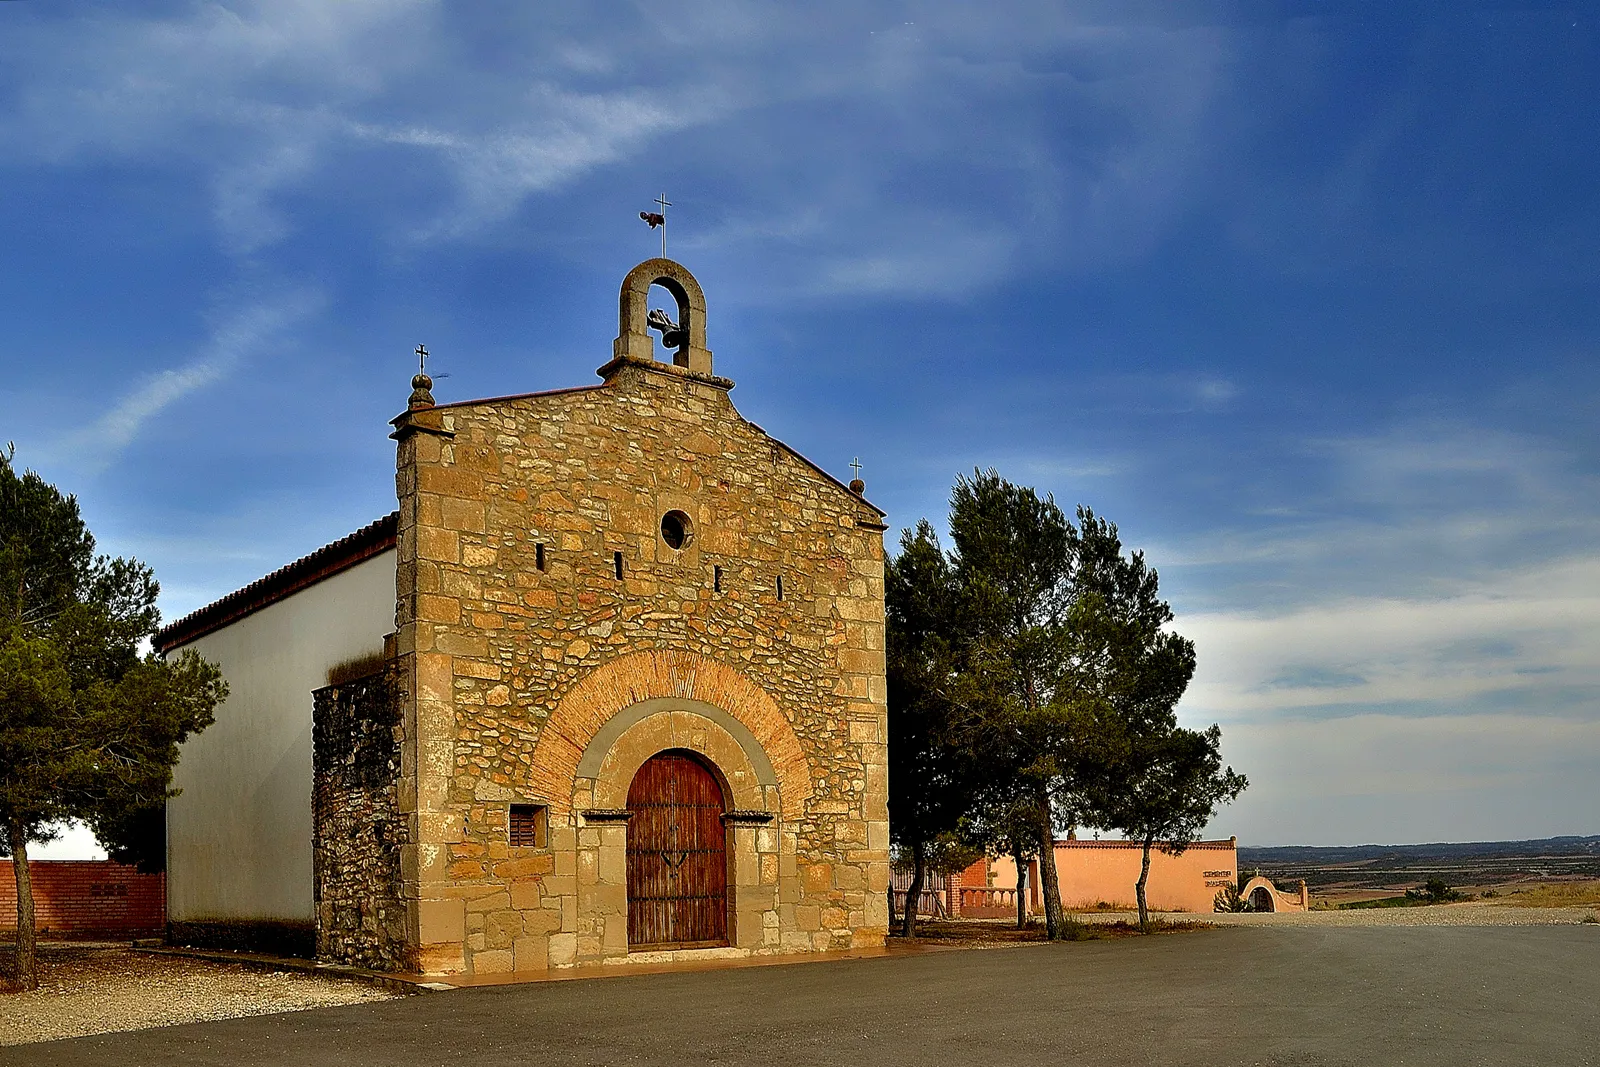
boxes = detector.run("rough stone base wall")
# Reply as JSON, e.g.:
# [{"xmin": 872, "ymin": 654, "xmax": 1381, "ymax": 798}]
[{"xmin": 312, "ymin": 667, "xmax": 410, "ymax": 971}]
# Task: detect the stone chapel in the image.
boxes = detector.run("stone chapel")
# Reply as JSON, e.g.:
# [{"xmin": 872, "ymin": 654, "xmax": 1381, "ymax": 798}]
[{"xmin": 154, "ymin": 258, "xmax": 892, "ymax": 975}]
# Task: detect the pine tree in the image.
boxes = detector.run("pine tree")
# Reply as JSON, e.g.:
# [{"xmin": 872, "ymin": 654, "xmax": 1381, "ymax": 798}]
[
  {"xmin": 945, "ymin": 470, "xmax": 1083, "ymax": 938},
  {"xmin": 886, "ymin": 521, "xmax": 976, "ymax": 936},
  {"xmin": 0, "ymin": 450, "xmax": 225, "ymax": 988}
]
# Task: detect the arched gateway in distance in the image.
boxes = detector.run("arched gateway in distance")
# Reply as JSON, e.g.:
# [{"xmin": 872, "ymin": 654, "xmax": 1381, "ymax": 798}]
[{"xmin": 156, "ymin": 259, "xmax": 891, "ymax": 976}]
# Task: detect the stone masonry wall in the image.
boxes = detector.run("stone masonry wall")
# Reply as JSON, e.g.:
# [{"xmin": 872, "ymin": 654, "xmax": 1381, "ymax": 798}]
[
  {"xmin": 392, "ymin": 346, "xmax": 890, "ymax": 976},
  {"xmin": 312, "ymin": 667, "xmax": 410, "ymax": 971}
]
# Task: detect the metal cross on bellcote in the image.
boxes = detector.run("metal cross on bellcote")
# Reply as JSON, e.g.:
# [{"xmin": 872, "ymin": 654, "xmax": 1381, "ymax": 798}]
[
  {"xmin": 415, "ymin": 344, "xmax": 429, "ymax": 374},
  {"xmin": 639, "ymin": 193, "xmax": 671, "ymax": 258},
  {"xmin": 654, "ymin": 193, "xmax": 670, "ymax": 258}
]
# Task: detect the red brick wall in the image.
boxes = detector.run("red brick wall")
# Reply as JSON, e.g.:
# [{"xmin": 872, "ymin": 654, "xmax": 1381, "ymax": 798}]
[{"xmin": 0, "ymin": 861, "xmax": 165, "ymax": 938}]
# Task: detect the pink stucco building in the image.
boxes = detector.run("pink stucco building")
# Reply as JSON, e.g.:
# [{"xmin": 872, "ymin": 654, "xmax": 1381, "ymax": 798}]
[{"xmin": 959, "ymin": 838, "xmax": 1240, "ymax": 916}]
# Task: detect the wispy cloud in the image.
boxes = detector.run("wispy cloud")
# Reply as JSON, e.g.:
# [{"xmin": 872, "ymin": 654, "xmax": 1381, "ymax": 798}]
[
  {"xmin": 0, "ymin": 2, "xmax": 435, "ymax": 250},
  {"xmin": 1151, "ymin": 419, "xmax": 1600, "ymax": 606},
  {"xmin": 347, "ymin": 85, "xmax": 732, "ymax": 240},
  {"xmin": 1181, "ymin": 553, "xmax": 1600, "ymax": 721},
  {"xmin": 211, "ymin": 130, "xmax": 325, "ymax": 255},
  {"xmin": 812, "ymin": 229, "xmax": 1022, "ymax": 298},
  {"xmin": 1217, "ymin": 712, "xmax": 1600, "ymax": 845},
  {"xmin": 0, "ymin": 3, "xmax": 1239, "ymax": 290},
  {"xmin": 62, "ymin": 291, "xmax": 321, "ymax": 472}
]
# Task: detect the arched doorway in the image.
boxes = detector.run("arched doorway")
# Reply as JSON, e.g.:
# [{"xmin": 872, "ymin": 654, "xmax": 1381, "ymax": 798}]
[
  {"xmin": 1248, "ymin": 885, "xmax": 1276, "ymax": 912},
  {"xmin": 626, "ymin": 750, "xmax": 729, "ymax": 948}
]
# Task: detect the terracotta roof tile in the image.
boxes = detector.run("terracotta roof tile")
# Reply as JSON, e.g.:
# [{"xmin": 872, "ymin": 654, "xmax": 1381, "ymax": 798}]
[{"xmin": 154, "ymin": 512, "xmax": 397, "ymax": 652}]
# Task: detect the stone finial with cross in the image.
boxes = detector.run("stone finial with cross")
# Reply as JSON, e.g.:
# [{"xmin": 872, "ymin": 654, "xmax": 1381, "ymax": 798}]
[
  {"xmin": 848, "ymin": 457, "xmax": 865, "ymax": 495},
  {"xmin": 409, "ymin": 342, "xmax": 435, "ymax": 411}
]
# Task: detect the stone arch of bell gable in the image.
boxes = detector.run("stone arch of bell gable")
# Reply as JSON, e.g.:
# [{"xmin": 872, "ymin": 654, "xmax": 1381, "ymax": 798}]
[
  {"xmin": 614, "ymin": 258, "xmax": 713, "ymax": 375},
  {"xmin": 529, "ymin": 649, "xmax": 811, "ymax": 818}
]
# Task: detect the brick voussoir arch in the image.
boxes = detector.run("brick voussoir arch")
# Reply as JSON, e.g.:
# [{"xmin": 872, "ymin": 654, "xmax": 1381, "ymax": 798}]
[{"xmin": 533, "ymin": 649, "xmax": 812, "ymax": 817}]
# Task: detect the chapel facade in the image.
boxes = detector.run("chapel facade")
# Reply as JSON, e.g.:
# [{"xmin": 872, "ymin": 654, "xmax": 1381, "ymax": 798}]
[{"xmin": 158, "ymin": 259, "xmax": 891, "ymax": 976}]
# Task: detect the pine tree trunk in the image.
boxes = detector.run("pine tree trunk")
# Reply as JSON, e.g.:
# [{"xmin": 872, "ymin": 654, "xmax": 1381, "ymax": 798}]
[
  {"xmin": 1013, "ymin": 844, "xmax": 1028, "ymax": 929},
  {"xmin": 1135, "ymin": 832, "xmax": 1154, "ymax": 933},
  {"xmin": 8, "ymin": 822, "xmax": 37, "ymax": 990},
  {"xmin": 900, "ymin": 839, "xmax": 926, "ymax": 939},
  {"xmin": 1034, "ymin": 788, "xmax": 1065, "ymax": 940}
]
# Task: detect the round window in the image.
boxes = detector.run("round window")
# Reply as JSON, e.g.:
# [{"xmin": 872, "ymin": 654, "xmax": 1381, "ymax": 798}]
[{"xmin": 660, "ymin": 510, "xmax": 693, "ymax": 550}]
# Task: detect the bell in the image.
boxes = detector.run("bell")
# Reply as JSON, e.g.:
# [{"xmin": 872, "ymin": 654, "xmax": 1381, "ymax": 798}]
[{"xmin": 647, "ymin": 307, "xmax": 687, "ymax": 352}]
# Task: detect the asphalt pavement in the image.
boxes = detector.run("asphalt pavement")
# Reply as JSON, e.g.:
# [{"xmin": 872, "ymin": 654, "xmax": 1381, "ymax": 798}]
[{"xmin": 8, "ymin": 924, "xmax": 1598, "ymax": 1066}]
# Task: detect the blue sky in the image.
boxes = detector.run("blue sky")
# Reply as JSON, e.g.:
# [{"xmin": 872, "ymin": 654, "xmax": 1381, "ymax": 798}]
[{"xmin": 3, "ymin": 2, "xmax": 1597, "ymax": 848}]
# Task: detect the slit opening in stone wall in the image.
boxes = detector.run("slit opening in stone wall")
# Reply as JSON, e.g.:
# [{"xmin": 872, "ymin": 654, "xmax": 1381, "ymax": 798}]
[
  {"xmin": 535, "ymin": 543, "xmax": 546, "ymax": 571},
  {"xmin": 776, "ymin": 574, "xmax": 784, "ymax": 601},
  {"xmin": 509, "ymin": 804, "xmax": 548, "ymax": 848},
  {"xmin": 713, "ymin": 565, "xmax": 722, "ymax": 592},
  {"xmin": 614, "ymin": 551, "xmax": 624, "ymax": 580}
]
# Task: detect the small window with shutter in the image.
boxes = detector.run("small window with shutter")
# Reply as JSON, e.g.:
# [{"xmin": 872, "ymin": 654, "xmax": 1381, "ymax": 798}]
[{"xmin": 508, "ymin": 803, "xmax": 547, "ymax": 848}]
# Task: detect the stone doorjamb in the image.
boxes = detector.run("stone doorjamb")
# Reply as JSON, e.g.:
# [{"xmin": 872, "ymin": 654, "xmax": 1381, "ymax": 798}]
[{"xmin": 570, "ymin": 699, "xmax": 783, "ymax": 964}]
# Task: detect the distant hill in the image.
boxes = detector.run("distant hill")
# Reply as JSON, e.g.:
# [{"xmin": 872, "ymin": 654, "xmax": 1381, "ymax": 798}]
[
  {"xmin": 1240, "ymin": 835, "xmax": 1600, "ymax": 865},
  {"xmin": 1237, "ymin": 835, "xmax": 1600, "ymax": 890}
]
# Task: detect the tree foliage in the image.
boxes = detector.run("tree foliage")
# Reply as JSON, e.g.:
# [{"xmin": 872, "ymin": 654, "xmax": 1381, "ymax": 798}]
[
  {"xmin": 887, "ymin": 468, "xmax": 1248, "ymax": 937},
  {"xmin": 943, "ymin": 470, "xmax": 1085, "ymax": 938},
  {"xmin": 1094, "ymin": 723, "xmax": 1247, "ymax": 931},
  {"xmin": 885, "ymin": 520, "xmax": 976, "ymax": 936},
  {"xmin": 0, "ymin": 449, "xmax": 226, "ymax": 988},
  {"xmin": 1405, "ymin": 877, "xmax": 1461, "ymax": 904}
]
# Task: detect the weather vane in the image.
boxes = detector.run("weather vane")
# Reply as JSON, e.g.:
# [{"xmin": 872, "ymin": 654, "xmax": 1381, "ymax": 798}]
[{"xmin": 639, "ymin": 192, "xmax": 671, "ymax": 258}]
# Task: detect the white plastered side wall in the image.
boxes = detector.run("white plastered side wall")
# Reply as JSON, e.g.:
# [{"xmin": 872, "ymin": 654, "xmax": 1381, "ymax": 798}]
[{"xmin": 165, "ymin": 549, "xmax": 396, "ymax": 923}]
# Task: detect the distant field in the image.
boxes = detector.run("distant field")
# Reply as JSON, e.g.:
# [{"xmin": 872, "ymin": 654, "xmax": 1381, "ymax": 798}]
[
  {"xmin": 1487, "ymin": 881, "xmax": 1600, "ymax": 907},
  {"xmin": 1238, "ymin": 835, "xmax": 1600, "ymax": 900}
]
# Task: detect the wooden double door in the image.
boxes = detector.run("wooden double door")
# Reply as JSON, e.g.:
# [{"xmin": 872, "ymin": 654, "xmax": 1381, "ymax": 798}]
[{"xmin": 626, "ymin": 751, "xmax": 729, "ymax": 948}]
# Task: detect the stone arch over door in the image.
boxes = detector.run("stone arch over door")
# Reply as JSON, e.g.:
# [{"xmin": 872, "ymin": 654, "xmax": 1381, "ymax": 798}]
[
  {"xmin": 528, "ymin": 649, "xmax": 812, "ymax": 819},
  {"xmin": 538, "ymin": 652, "xmax": 807, "ymax": 964},
  {"xmin": 569, "ymin": 700, "xmax": 784, "ymax": 960}
]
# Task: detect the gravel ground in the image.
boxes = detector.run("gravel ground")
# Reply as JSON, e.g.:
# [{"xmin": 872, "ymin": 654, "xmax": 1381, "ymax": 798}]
[
  {"xmin": 1078, "ymin": 900, "xmax": 1600, "ymax": 927},
  {"xmin": 0, "ymin": 943, "xmax": 398, "ymax": 1046}
]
